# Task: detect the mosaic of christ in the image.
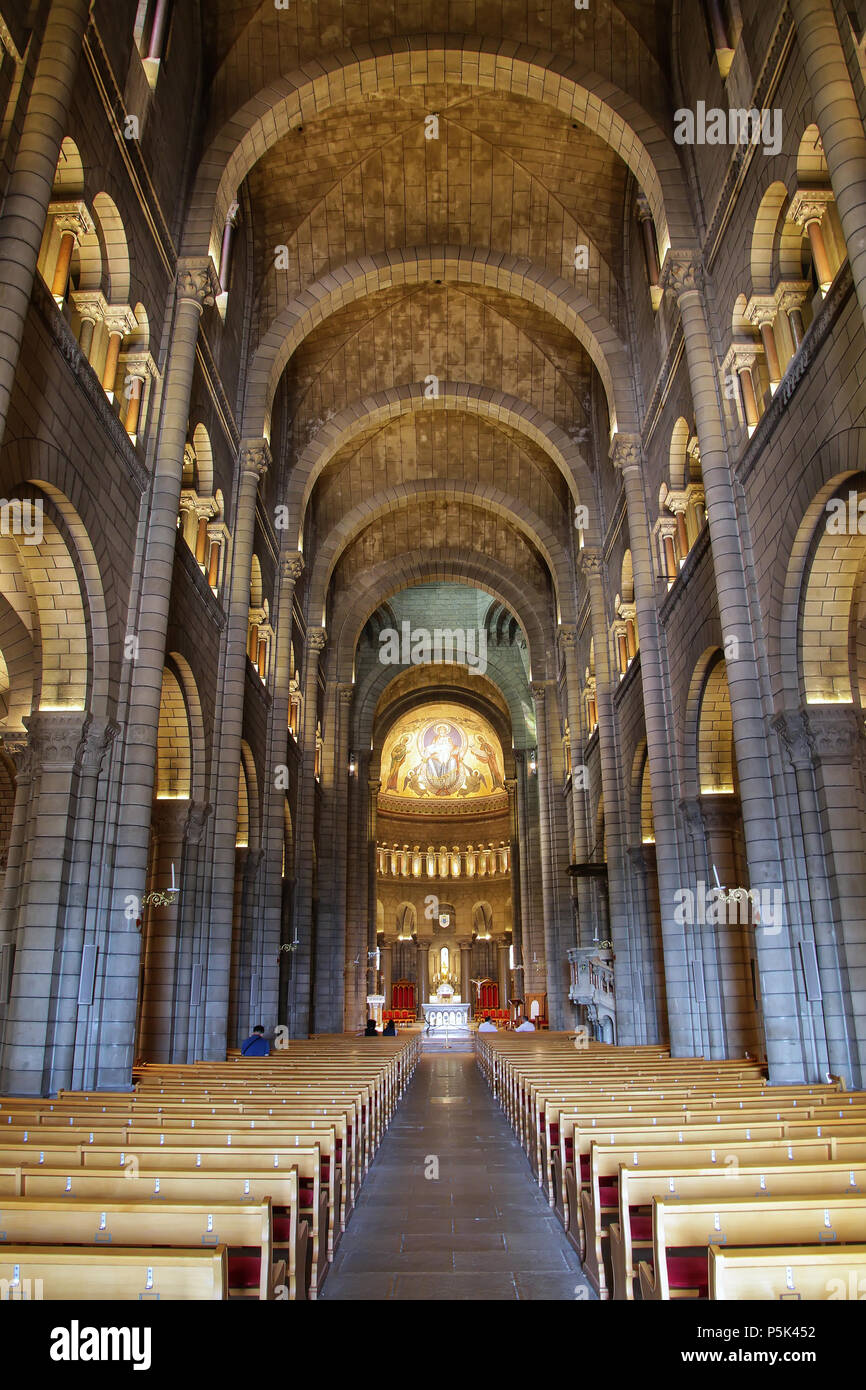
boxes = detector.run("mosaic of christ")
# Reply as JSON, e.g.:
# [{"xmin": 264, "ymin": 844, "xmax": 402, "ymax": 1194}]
[{"xmin": 380, "ymin": 703, "xmax": 506, "ymax": 802}]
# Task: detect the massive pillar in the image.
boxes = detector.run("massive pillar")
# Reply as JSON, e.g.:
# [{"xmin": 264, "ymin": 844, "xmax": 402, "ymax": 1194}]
[
  {"xmin": 0, "ymin": 0, "xmax": 92, "ymax": 446},
  {"xmin": 314, "ymin": 682, "xmax": 353, "ymax": 1032},
  {"xmin": 789, "ymin": 0, "xmax": 866, "ymax": 335},
  {"xmin": 660, "ymin": 252, "xmax": 807, "ymax": 1081},
  {"xmin": 290, "ymin": 627, "xmax": 326, "ymax": 1036}
]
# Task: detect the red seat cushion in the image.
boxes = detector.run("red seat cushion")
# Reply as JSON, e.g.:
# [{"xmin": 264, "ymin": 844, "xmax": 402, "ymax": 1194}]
[
  {"xmin": 228, "ymin": 1253, "xmax": 261, "ymax": 1288},
  {"xmin": 299, "ymin": 1185, "xmax": 315, "ymax": 1206},
  {"xmin": 549, "ymin": 1123, "xmax": 559, "ymax": 1144},
  {"xmin": 565, "ymin": 1140, "xmax": 574, "ymax": 1160},
  {"xmin": 273, "ymin": 1214, "xmax": 293, "ymax": 1242},
  {"xmin": 579, "ymin": 1154, "xmax": 590, "ymax": 1180},
  {"xmin": 599, "ymin": 1178, "xmax": 618, "ymax": 1204},
  {"xmin": 630, "ymin": 1212, "xmax": 653, "ymax": 1240},
  {"xmin": 667, "ymin": 1254, "xmax": 709, "ymax": 1296},
  {"xmin": 335, "ymin": 1140, "xmax": 343, "ymax": 1160}
]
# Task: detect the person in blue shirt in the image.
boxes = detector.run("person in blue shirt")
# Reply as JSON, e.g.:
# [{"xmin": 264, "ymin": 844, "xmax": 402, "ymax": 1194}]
[{"xmin": 241, "ymin": 1025, "xmax": 270, "ymax": 1056}]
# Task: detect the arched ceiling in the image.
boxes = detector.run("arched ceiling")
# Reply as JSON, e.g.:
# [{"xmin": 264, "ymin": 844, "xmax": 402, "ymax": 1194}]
[{"xmin": 192, "ymin": 3, "xmax": 685, "ymax": 682}]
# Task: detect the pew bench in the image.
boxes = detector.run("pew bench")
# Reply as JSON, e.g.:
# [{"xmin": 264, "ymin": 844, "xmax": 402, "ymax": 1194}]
[
  {"xmin": 0, "ymin": 1196, "xmax": 282, "ymax": 1299},
  {"xmin": 0, "ymin": 1244, "xmax": 227, "ymax": 1299},
  {"xmin": 708, "ymin": 1243, "xmax": 866, "ymax": 1300},
  {"xmin": 639, "ymin": 1193, "xmax": 866, "ymax": 1300}
]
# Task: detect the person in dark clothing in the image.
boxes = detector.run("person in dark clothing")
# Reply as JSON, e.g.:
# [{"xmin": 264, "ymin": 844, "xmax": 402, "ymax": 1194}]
[
  {"xmin": 241, "ymin": 1025, "xmax": 270, "ymax": 1056},
  {"xmin": 364, "ymin": 1019, "xmax": 378, "ymax": 1036},
  {"xmin": 382, "ymin": 1018, "xmax": 397, "ymax": 1036}
]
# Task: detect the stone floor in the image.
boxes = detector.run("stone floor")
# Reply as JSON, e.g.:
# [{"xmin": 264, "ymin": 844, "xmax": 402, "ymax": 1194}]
[{"xmin": 320, "ymin": 1047, "xmax": 593, "ymax": 1300}]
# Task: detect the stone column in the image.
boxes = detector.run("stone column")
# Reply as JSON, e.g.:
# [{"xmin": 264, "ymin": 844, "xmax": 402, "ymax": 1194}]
[
  {"xmin": 803, "ymin": 707, "xmax": 866, "ymax": 1084},
  {"xmin": 459, "ymin": 942, "xmax": 472, "ymax": 1010},
  {"xmin": 530, "ymin": 682, "xmax": 564, "ymax": 1027},
  {"xmin": 416, "ymin": 941, "xmax": 430, "ymax": 1009},
  {"xmin": 0, "ymin": 0, "xmax": 92, "ymax": 446},
  {"xmin": 772, "ymin": 709, "xmax": 845, "ymax": 1083},
  {"xmin": 313, "ymin": 680, "xmax": 353, "ymax": 1032},
  {"xmin": 610, "ymin": 442, "xmax": 697, "ymax": 1055},
  {"xmin": 381, "ymin": 943, "xmax": 393, "ymax": 1014},
  {"xmin": 498, "ymin": 942, "xmax": 510, "ymax": 1014},
  {"xmin": 660, "ymin": 252, "xmax": 805, "ymax": 1081},
  {"xmin": 0, "ymin": 710, "xmax": 90, "ymax": 1094},
  {"xmin": 789, "ymin": 0, "xmax": 866, "ymax": 330},
  {"xmin": 577, "ymin": 551, "xmax": 637, "ymax": 1042},
  {"xmin": 97, "ymin": 260, "xmax": 216, "ymax": 1090},
  {"xmin": 504, "ymin": 776, "xmax": 524, "ymax": 981},
  {"xmin": 365, "ymin": 774, "xmax": 380, "ymax": 1008},
  {"xmin": 343, "ymin": 751, "xmax": 369, "ymax": 1032},
  {"xmin": 263, "ymin": 552, "xmax": 302, "ymax": 1029},
  {"xmin": 137, "ymin": 798, "xmax": 190, "ymax": 1063},
  {"xmin": 559, "ymin": 626, "xmax": 594, "ymax": 944},
  {"xmin": 200, "ymin": 439, "xmax": 270, "ymax": 1060},
  {"xmin": 701, "ymin": 795, "xmax": 760, "ymax": 1059},
  {"xmin": 289, "ymin": 627, "xmax": 326, "ymax": 1036}
]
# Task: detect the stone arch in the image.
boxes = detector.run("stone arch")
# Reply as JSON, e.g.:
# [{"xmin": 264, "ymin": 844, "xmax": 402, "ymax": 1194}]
[
  {"xmin": 307, "ymin": 481, "xmax": 576, "ymax": 626},
  {"xmin": 329, "ymin": 550, "xmax": 553, "ymax": 686},
  {"xmin": 682, "ymin": 647, "xmax": 726, "ymax": 799},
  {"xmin": 91, "ymin": 192, "xmax": 130, "ymax": 304},
  {"xmin": 395, "ymin": 902, "xmax": 416, "ymax": 937},
  {"xmin": 283, "ymin": 383, "xmax": 599, "ymax": 548},
  {"xmin": 190, "ymin": 424, "xmax": 214, "ymax": 496},
  {"xmin": 53, "ymin": 135, "xmax": 84, "ymax": 196},
  {"xmin": 799, "ymin": 488, "xmax": 866, "ymax": 706},
  {"xmin": 246, "ymin": 248, "xmax": 636, "ymax": 443},
  {"xmin": 167, "ymin": 652, "xmax": 207, "ymax": 805},
  {"xmin": 750, "ymin": 181, "xmax": 790, "ymax": 295},
  {"xmin": 249, "ymin": 555, "xmax": 263, "ymax": 609},
  {"xmin": 0, "ymin": 590, "xmax": 34, "ymax": 731},
  {"xmin": 240, "ymin": 741, "xmax": 261, "ymax": 849},
  {"xmin": 620, "ymin": 549, "xmax": 634, "ymax": 605},
  {"xmin": 773, "ymin": 429, "xmax": 866, "ymax": 712},
  {"xmin": 797, "ymin": 123, "xmax": 829, "ymax": 182},
  {"xmin": 669, "ymin": 417, "xmax": 691, "ymax": 490},
  {"xmin": 185, "ymin": 40, "xmax": 691, "ymax": 264},
  {"xmin": 696, "ymin": 656, "xmax": 736, "ymax": 796},
  {"xmin": 155, "ymin": 665, "xmax": 191, "ymax": 800}
]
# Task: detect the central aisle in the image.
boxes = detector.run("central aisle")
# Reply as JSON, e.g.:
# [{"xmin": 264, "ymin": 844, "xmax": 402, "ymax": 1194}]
[{"xmin": 321, "ymin": 1048, "xmax": 591, "ymax": 1300}]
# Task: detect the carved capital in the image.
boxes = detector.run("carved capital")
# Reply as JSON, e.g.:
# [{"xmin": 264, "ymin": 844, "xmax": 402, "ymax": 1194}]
[
  {"xmin": 1, "ymin": 734, "xmax": 31, "ymax": 782},
  {"xmin": 239, "ymin": 439, "xmax": 271, "ymax": 483},
  {"xmin": 744, "ymin": 294, "xmax": 779, "ymax": 331},
  {"xmin": 307, "ymin": 628, "xmax": 327, "ymax": 654},
  {"xmin": 152, "ymin": 797, "xmax": 192, "ymax": 837},
  {"xmin": 176, "ymin": 259, "xmax": 219, "ymax": 307},
  {"xmin": 609, "ymin": 433, "xmax": 642, "ymax": 474},
  {"xmin": 281, "ymin": 552, "xmax": 304, "ymax": 584},
  {"xmin": 185, "ymin": 801, "xmax": 213, "ymax": 846},
  {"xmin": 635, "ymin": 193, "xmax": 653, "ymax": 224},
  {"xmin": 577, "ymin": 547, "xmax": 603, "ymax": 577},
  {"xmin": 49, "ymin": 199, "xmax": 95, "ymax": 242},
  {"xmin": 788, "ymin": 187, "xmax": 834, "ymax": 230},
  {"xmin": 804, "ymin": 706, "xmax": 865, "ymax": 765},
  {"xmin": 771, "ymin": 709, "xmax": 814, "ymax": 770},
  {"xmin": 660, "ymin": 249, "xmax": 704, "ymax": 299},
  {"xmin": 338, "ymin": 685, "xmax": 354, "ymax": 707},
  {"xmin": 23, "ymin": 710, "xmax": 90, "ymax": 772},
  {"xmin": 529, "ymin": 682, "xmax": 546, "ymax": 704},
  {"xmin": 75, "ymin": 717, "xmax": 120, "ymax": 776},
  {"xmin": 558, "ymin": 626, "xmax": 578, "ymax": 650},
  {"xmin": 679, "ymin": 797, "xmax": 706, "ymax": 842},
  {"xmin": 103, "ymin": 304, "xmax": 138, "ymax": 338}
]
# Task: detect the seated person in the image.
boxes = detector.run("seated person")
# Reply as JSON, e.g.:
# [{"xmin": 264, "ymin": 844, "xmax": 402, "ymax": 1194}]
[
  {"xmin": 241, "ymin": 1024, "xmax": 270, "ymax": 1056},
  {"xmin": 477, "ymin": 1013, "xmax": 498, "ymax": 1032},
  {"xmin": 364, "ymin": 1018, "xmax": 379, "ymax": 1036},
  {"xmin": 383, "ymin": 1018, "xmax": 397, "ymax": 1036},
  {"xmin": 515, "ymin": 1015, "xmax": 536, "ymax": 1032}
]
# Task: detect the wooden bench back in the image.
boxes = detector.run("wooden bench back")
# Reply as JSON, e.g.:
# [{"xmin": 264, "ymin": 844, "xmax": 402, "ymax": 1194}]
[
  {"xmin": 708, "ymin": 1244, "xmax": 866, "ymax": 1300},
  {"xmin": 0, "ymin": 1244, "xmax": 227, "ymax": 1299}
]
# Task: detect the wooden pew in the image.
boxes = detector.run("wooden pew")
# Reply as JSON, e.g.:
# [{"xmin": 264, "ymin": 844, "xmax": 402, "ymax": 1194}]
[
  {"xmin": 708, "ymin": 1244, "xmax": 866, "ymax": 1300},
  {"xmin": 0, "ymin": 1196, "xmax": 281, "ymax": 1299},
  {"xmin": 610, "ymin": 1160, "xmax": 866, "ymax": 1301},
  {"xmin": 581, "ymin": 1137, "xmax": 838, "ymax": 1295},
  {"xmin": 639, "ymin": 1194, "xmax": 866, "ymax": 1300},
  {"xmin": 0, "ymin": 1244, "xmax": 227, "ymax": 1299},
  {"xmin": 20, "ymin": 1166, "xmax": 309, "ymax": 1300}
]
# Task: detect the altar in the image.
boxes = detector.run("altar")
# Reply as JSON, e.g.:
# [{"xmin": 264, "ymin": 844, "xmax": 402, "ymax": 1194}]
[{"xmin": 422, "ymin": 1001, "xmax": 472, "ymax": 1033}]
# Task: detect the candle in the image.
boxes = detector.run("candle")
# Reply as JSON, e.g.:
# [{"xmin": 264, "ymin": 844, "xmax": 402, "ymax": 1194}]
[{"xmin": 712, "ymin": 864, "xmax": 722, "ymax": 890}]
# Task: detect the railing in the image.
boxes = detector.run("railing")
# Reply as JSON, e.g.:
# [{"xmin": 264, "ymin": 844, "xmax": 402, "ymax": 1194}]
[{"xmin": 376, "ymin": 842, "xmax": 511, "ymax": 879}]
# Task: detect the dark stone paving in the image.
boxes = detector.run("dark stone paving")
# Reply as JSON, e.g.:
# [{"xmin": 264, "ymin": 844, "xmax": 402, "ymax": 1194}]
[{"xmin": 320, "ymin": 1048, "xmax": 593, "ymax": 1300}]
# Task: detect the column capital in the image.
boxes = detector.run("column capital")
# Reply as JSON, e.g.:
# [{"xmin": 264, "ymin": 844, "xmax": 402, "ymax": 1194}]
[
  {"xmin": 722, "ymin": 340, "xmax": 761, "ymax": 375},
  {"xmin": 504, "ymin": 777, "xmax": 518, "ymax": 793},
  {"xmin": 635, "ymin": 193, "xmax": 654, "ymax": 224},
  {"xmin": 529, "ymin": 681, "xmax": 547, "ymax": 704},
  {"xmin": 103, "ymin": 304, "xmax": 138, "ymax": 337},
  {"xmin": 176, "ymin": 259, "xmax": 219, "ymax": 307},
  {"xmin": 23, "ymin": 709, "xmax": 91, "ymax": 773},
  {"xmin": 338, "ymin": 684, "xmax": 354, "ymax": 707},
  {"xmin": 185, "ymin": 800, "xmax": 213, "ymax": 846},
  {"xmin": 678, "ymin": 796, "xmax": 706, "ymax": 841},
  {"xmin": 307, "ymin": 627, "xmax": 327, "ymax": 654},
  {"xmin": 771, "ymin": 708, "xmax": 814, "ymax": 770},
  {"xmin": 75, "ymin": 716, "xmax": 121, "ymax": 777},
  {"xmin": 660, "ymin": 248, "xmax": 704, "ymax": 299},
  {"xmin": 152, "ymin": 796, "xmax": 192, "ymax": 837},
  {"xmin": 744, "ymin": 294, "xmax": 779, "ymax": 330},
  {"xmin": 804, "ymin": 705, "xmax": 865, "ymax": 765},
  {"xmin": 69, "ymin": 288, "xmax": 108, "ymax": 324},
  {"xmin": 557, "ymin": 624, "xmax": 578, "ymax": 650},
  {"xmin": 49, "ymin": 199, "xmax": 95, "ymax": 241},
  {"xmin": 773, "ymin": 280, "xmax": 812, "ymax": 316},
  {"xmin": 119, "ymin": 349, "xmax": 158, "ymax": 382},
  {"xmin": 788, "ymin": 186, "xmax": 834, "ymax": 229},
  {"xmin": 281, "ymin": 551, "xmax": 304, "ymax": 584},
  {"xmin": 609, "ymin": 433, "xmax": 643, "ymax": 473},
  {"xmin": 239, "ymin": 439, "xmax": 271, "ymax": 482},
  {"xmin": 1, "ymin": 733, "xmax": 32, "ymax": 782},
  {"xmin": 577, "ymin": 547, "xmax": 603, "ymax": 576}
]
